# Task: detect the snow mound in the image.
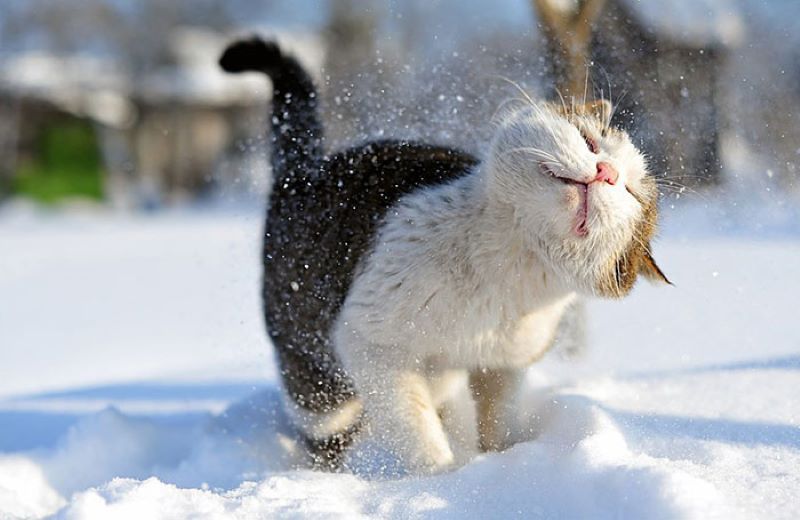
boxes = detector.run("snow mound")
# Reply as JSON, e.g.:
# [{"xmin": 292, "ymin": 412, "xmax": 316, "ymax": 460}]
[
  {"xmin": 2, "ymin": 382, "xmax": 730, "ymax": 519},
  {"xmin": 3, "ymin": 209, "xmax": 799, "ymax": 518},
  {"xmin": 0, "ymin": 456, "xmax": 65, "ymax": 519}
]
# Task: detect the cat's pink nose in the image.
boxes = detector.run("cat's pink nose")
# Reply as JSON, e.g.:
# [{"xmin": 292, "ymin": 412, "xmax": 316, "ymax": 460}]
[{"xmin": 595, "ymin": 162, "xmax": 618, "ymax": 185}]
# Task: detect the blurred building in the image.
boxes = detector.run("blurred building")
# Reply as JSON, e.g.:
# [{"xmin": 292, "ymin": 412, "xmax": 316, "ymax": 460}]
[{"xmin": 0, "ymin": 27, "xmax": 324, "ymax": 208}]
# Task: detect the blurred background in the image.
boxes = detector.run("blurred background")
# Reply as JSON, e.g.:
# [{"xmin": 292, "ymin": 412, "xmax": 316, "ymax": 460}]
[
  {"xmin": 0, "ymin": 0, "xmax": 799, "ymax": 427},
  {"xmin": 0, "ymin": 0, "xmax": 797, "ymax": 210}
]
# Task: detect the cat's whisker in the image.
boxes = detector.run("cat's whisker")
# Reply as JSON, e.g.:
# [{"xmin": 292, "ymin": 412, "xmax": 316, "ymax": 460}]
[
  {"xmin": 654, "ymin": 181, "xmax": 694, "ymax": 193},
  {"xmin": 608, "ymin": 90, "xmax": 628, "ymax": 128},
  {"xmin": 661, "ymin": 174, "xmax": 716, "ymax": 182},
  {"xmin": 491, "ymin": 97, "xmax": 534, "ymax": 123},
  {"xmin": 583, "ymin": 66, "xmax": 590, "ymax": 107},
  {"xmin": 499, "ymin": 145, "xmax": 557, "ymax": 158},
  {"xmin": 554, "ymin": 87, "xmax": 569, "ymax": 117},
  {"xmin": 654, "ymin": 181, "xmax": 693, "ymax": 191},
  {"xmin": 604, "ymin": 70, "xmax": 612, "ymax": 130},
  {"xmin": 533, "ymin": 153, "xmax": 559, "ymax": 163},
  {"xmin": 493, "ymin": 75, "xmax": 536, "ymax": 110},
  {"xmin": 520, "ymin": 146, "xmax": 558, "ymax": 159},
  {"xmin": 653, "ymin": 180, "xmax": 714, "ymax": 203},
  {"xmin": 655, "ymin": 178, "xmax": 706, "ymax": 193},
  {"xmin": 499, "ymin": 149, "xmax": 563, "ymax": 170},
  {"xmin": 660, "ymin": 190, "xmax": 711, "ymax": 202},
  {"xmin": 539, "ymin": 162, "xmax": 565, "ymax": 172},
  {"xmin": 654, "ymin": 178, "xmax": 689, "ymax": 187}
]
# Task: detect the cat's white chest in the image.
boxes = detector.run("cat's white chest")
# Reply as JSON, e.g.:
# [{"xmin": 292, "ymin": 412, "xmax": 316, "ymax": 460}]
[
  {"xmin": 499, "ymin": 300, "xmax": 573, "ymax": 365},
  {"xmin": 341, "ymin": 239, "xmax": 575, "ymax": 370},
  {"xmin": 337, "ymin": 177, "xmax": 576, "ymax": 371},
  {"xmin": 433, "ymin": 284, "xmax": 574, "ymax": 368},
  {"xmin": 445, "ymin": 244, "xmax": 576, "ymax": 368}
]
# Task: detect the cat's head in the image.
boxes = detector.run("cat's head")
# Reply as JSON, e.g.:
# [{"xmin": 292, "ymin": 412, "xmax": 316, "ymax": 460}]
[{"xmin": 484, "ymin": 99, "xmax": 669, "ymax": 297}]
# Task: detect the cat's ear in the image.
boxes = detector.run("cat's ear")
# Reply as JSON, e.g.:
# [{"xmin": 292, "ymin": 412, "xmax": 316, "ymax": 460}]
[
  {"xmin": 640, "ymin": 248, "xmax": 672, "ymax": 286},
  {"xmin": 581, "ymin": 99, "xmax": 613, "ymax": 128}
]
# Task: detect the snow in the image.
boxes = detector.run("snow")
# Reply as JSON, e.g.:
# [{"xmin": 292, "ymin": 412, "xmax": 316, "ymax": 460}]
[
  {"xmin": 1, "ymin": 194, "xmax": 799, "ymax": 518},
  {"xmin": 0, "ymin": 209, "xmax": 274, "ymax": 400}
]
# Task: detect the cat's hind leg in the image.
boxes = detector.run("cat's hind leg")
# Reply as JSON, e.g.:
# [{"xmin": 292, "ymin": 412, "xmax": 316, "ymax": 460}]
[{"xmin": 282, "ymin": 393, "xmax": 364, "ymax": 469}]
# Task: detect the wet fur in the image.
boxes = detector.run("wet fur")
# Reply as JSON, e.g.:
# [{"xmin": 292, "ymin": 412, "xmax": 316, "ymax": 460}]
[{"xmin": 220, "ymin": 37, "xmax": 667, "ymax": 473}]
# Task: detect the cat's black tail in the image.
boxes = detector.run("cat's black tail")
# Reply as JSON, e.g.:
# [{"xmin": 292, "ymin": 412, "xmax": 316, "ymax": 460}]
[{"xmin": 219, "ymin": 37, "xmax": 324, "ymax": 177}]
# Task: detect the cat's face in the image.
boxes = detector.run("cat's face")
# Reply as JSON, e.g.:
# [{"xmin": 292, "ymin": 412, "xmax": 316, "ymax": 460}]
[{"xmin": 485, "ymin": 100, "xmax": 669, "ymax": 297}]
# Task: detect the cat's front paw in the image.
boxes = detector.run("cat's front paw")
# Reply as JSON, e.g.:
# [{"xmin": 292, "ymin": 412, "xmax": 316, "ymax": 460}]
[{"xmin": 403, "ymin": 440, "xmax": 456, "ymax": 475}]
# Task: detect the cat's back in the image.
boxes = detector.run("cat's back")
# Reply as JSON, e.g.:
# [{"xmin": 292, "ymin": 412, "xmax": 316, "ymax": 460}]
[{"xmin": 262, "ymin": 139, "xmax": 477, "ymax": 410}]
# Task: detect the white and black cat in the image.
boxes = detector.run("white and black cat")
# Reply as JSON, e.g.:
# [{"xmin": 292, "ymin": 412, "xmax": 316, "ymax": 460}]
[{"xmin": 220, "ymin": 37, "xmax": 669, "ymax": 474}]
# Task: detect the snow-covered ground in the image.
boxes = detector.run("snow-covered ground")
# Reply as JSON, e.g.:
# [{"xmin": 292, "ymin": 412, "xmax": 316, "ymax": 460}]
[{"xmin": 1, "ymin": 191, "xmax": 799, "ymax": 518}]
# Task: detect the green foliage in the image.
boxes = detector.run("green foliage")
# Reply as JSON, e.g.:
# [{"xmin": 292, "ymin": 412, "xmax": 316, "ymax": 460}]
[{"xmin": 13, "ymin": 120, "xmax": 104, "ymax": 203}]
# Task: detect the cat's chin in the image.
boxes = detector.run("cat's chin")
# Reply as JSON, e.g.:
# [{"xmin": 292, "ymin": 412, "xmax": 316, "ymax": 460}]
[
  {"xmin": 528, "ymin": 226, "xmax": 631, "ymax": 297},
  {"xmin": 536, "ymin": 156, "xmax": 615, "ymax": 239},
  {"xmin": 572, "ymin": 184, "xmax": 590, "ymax": 237},
  {"xmin": 559, "ymin": 179, "xmax": 622, "ymax": 239}
]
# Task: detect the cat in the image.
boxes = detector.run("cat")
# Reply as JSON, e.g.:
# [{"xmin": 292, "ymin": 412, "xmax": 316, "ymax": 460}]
[{"xmin": 220, "ymin": 36, "xmax": 669, "ymax": 474}]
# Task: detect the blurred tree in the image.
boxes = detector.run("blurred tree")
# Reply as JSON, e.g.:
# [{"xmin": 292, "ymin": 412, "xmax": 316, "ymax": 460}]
[
  {"xmin": 13, "ymin": 120, "xmax": 104, "ymax": 204},
  {"xmin": 0, "ymin": 100, "xmax": 20, "ymax": 200},
  {"xmin": 532, "ymin": 0, "xmax": 606, "ymax": 100}
]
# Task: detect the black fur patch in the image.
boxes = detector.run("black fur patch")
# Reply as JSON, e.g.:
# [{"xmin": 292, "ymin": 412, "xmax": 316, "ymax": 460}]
[
  {"xmin": 305, "ymin": 420, "xmax": 363, "ymax": 471},
  {"xmin": 264, "ymin": 140, "xmax": 477, "ymax": 413},
  {"xmin": 221, "ymin": 38, "xmax": 478, "ymax": 420}
]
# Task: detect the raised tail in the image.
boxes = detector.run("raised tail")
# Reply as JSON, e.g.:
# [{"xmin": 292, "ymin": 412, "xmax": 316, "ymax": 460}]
[{"xmin": 219, "ymin": 37, "xmax": 324, "ymax": 176}]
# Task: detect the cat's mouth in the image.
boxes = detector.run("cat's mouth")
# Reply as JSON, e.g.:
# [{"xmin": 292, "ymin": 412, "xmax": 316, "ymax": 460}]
[{"xmin": 540, "ymin": 163, "xmax": 590, "ymax": 237}]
